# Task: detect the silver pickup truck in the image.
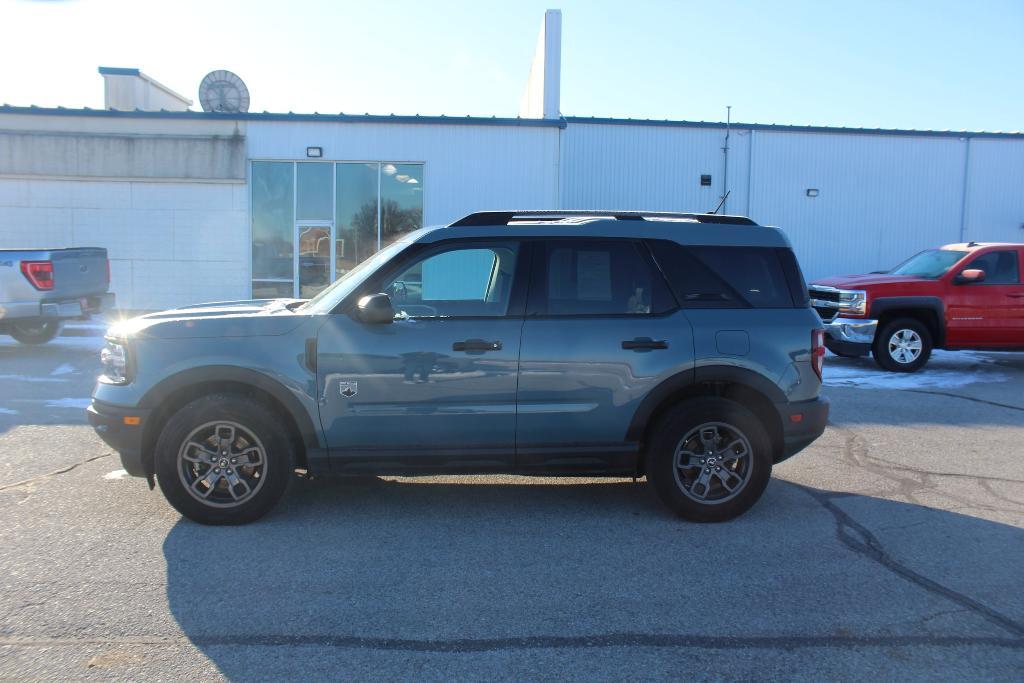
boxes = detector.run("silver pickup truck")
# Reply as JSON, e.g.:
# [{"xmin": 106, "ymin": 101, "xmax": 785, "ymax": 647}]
[{"xmin": 0, "ymin": 247, "xmax": 115, "ymax": 344}]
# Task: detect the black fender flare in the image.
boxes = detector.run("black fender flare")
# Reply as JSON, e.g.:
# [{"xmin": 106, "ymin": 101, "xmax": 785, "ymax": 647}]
[
  {"xmin": 869, "ymin": 296, "xmax": 945, "ymax": 345},
  {"xmin": 138, "ymin": 365, "xmax": 324, "ymax": 452},
  {"xmin": 625, "ymin": 365, "xmax": 786, "ymax": 442}
]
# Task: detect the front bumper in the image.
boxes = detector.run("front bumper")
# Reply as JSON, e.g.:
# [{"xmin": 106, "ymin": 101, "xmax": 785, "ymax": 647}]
[
  {"xmin": 87, "ymin": 399, "xmax": 150, "ymax": 477},
  {"xmin": 823, "ymin": 317, "xmax": 877, "ymax": 356},
  {"xmin": 777, "ymin": 396, "xmax": 829, "ymax": 462}
]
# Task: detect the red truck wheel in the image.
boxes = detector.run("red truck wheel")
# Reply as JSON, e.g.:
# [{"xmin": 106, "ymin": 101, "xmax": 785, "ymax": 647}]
[{"xmin": 872, "ymin": 318, "xmax": 932, "ymax": 372}]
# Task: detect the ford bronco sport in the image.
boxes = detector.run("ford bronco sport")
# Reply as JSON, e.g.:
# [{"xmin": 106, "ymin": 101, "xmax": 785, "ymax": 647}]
[{"xmin": 88, "ymin": 210, "xmax": 828, "ymax": 525}]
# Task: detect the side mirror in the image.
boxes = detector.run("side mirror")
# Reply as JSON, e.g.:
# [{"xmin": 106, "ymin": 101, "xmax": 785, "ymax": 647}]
[
  {"xmin": 356, "ymin": 293, "xmax": 395, "ymax": 324},
  {"xmin": 954, "ymin": 268, "xmax": 985, "ymax": 285}
]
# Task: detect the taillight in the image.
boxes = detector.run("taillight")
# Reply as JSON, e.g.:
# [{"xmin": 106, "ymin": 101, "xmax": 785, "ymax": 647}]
[
  {"xmin": 811, "ymin": 329, "xmax": 825, "ymax": 381},
  {"xmin": 21, "ymin": 260, "xmax": 54, "ymax": 290}
]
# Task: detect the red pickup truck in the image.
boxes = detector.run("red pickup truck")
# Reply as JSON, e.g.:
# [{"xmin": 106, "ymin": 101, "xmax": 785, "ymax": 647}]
[{"xmin": 809, "ymin": 242, "xmax": 1024, "ymax": 372}]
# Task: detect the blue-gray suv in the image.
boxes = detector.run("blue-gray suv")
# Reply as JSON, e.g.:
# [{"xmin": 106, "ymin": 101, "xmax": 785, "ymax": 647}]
[{"xmin": 88, "ymin": 210, "xmax": 828, "ymax": 525}]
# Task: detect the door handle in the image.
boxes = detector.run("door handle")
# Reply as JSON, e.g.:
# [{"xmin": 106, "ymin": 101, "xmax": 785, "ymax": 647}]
[
  {"xmin": 1007, "ymin": 293, "xmax": 1024, "ymax": 298},
  {"xmin": 622, "ymin": 337, "xmax": 669, "ymax": 351},
  {"xmin": 453, "ymin": 339, "xmax": 503, "ymax": 352}
]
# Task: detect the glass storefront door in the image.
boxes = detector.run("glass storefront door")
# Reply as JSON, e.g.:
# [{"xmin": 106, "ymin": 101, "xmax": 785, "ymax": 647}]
[
  {"xmin": 296, "ymin": 222, "xmax": 334, "ymax": 298},
  {"xmin": 251, "ymin": 160, "xmax": 425, "ymax": 299}
]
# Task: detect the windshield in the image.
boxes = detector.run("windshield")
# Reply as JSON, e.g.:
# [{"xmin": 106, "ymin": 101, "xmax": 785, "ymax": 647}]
[
  {"xmin": 298, "ymin": 239, "xmax": 412, "ymax": 314},
  {"xmin": 889, "ymin": 249, "xmax": 968, "ymax": 278}
]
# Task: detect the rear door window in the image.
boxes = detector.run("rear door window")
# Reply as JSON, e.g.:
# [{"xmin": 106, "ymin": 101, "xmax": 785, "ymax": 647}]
[
  {"xmin": 534, "ymin": 240, "xmax": 674, "ymax": 316},
  {"xmin": 649, "ymin": 241, "xmax": 795, "ymax": 308}
]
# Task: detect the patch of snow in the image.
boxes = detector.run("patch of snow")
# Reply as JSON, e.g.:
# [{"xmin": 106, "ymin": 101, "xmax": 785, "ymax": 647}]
[
  {"xmin": 45, "ymin": 398, "xmax": 92, "ymax": 409},
  {"xmin": 0, "ymin": 374, "xmax": 68, "ymax": 383},
  {"xmin": 103, "ymin": 469, "xmax": 129, "ymax": 481},
  {"xmin": 50, "ymin": 363, "xmax": 76, "ymax": 376},
  {"xmin": 824, "ymin": 350, "xmax": 1011, "ymax": 390}
]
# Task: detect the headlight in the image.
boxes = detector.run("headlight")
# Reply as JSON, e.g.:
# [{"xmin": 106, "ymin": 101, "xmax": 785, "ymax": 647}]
[
  {"xmin": 838, "ymin": 290, "xmax": 867, "ymax": 315},
  {"xmin": 100, "ymin": 340, "xmax": 130, "ymax": 384}
]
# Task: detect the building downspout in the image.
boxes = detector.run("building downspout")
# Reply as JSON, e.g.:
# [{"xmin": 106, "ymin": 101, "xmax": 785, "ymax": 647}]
[
  {"xmin": 721, "ymin": 106, "xmax": 731, "ymax": 214},
  {"xmin": 958, "ymin": 137, "xmax": 971, "ymax": 242}
]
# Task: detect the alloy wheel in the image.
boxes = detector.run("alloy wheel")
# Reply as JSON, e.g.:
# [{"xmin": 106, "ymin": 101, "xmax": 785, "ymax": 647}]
[
  {"xmin": 672, "ymin": 422, "xmax": 754, "ymax": 504},
  {"xmin": 887, "ymin": 329, "xmax": 923, "ymax": 364},
  {"xmin": 178, "ymin": 421, "xmax": 267, "ymax": 508}
]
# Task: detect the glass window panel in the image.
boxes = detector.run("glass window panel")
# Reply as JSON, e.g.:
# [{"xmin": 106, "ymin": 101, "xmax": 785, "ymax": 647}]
[
  {"xmin": 251, "ymin": 161, "xmax": 294, "ymax": 283},
  {"xmin": 252, "ymin": 280, "xmax": 294, "ymax": 299},
  {"xmin": 298, "ymin": 226, "xmax": 332, "ymax": 298},
  {"xmin": 381, "ymin": 163, "xmax": 423, "ymax": 248},
  {"xmin": 542, "ymin": 241, "xmax": 672, "ymax": 316},
  {"xmin": 335, "ymin": 163, "xmax": 380, "ymax": 277},
  {"xmin": 383, "ymin": 243, "xmax": 518, "ymax": 318},
  {"xmin": 296, "ymin": 163, "xmax": 333, "ymax": 221}
]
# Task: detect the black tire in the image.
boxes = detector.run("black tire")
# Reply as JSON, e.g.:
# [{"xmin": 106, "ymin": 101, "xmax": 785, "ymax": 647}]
[
  {"xmin": 154, "ymin": 393, "xmax": 295, "ymax": 525},
  {"xmin": 872, "ymin": 318, "xmax": 932, "ymax": 373},
  {"xmin": 646, "ymin": 397, "xmax": 773, "ymax": 523},
  {"xmin": 9, "ymin": 320, "xmax": 63, "ymax": 345}
]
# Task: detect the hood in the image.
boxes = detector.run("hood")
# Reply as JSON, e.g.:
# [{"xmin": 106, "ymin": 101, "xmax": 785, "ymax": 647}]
[
  {"xmin": 108, "ymin": 299, "xmax": 310, "ymax": 340},
  {"xmin": 811, "ymin": 273, "xmax": 929, "ymax": 288}
]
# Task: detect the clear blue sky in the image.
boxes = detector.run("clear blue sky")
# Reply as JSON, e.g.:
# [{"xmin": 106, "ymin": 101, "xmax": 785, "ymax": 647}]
[{"xmin": 3, "ymin": 0, "xmax": 1022, "ymax": 131}]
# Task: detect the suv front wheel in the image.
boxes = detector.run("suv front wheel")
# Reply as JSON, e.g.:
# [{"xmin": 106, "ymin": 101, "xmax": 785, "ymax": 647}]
[
  {"xmin": 646, "ymin": 398, "xmax": 772, "ymax": 522},
  {"xmin": 154, "ymin": 394, "xmax": 294, "ymax": 525}
]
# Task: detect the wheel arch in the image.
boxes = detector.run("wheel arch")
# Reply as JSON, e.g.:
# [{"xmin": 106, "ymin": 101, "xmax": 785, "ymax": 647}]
[
  {"xmin": 869, "ymin": 297, "xmax": 945, "ymax": 347},
  {"xmin": 138, "ymin": 366, "xmax": 323, "ymax": 475},
  {"xmin": 627, "ymin": 366, "xmax": 787, "ymax": 471}
]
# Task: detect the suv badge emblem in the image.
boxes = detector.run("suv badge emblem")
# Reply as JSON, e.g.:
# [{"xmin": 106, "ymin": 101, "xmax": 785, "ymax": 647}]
[{"xmin": 338, "ymin": 381, "xmax": 358, "ymax": 398}]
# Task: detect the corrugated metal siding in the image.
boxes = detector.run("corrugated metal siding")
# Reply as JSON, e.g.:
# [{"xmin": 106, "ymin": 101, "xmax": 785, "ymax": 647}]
[
  {"xmin": 748, "ymin": 131, "xmax": 966, "ymax": 279},
  {"xmin": 247, "ymin": 122, "xmax": 560, "ymax": 226},
  {"xmin": 560, "ymin": 123, "xmax": 1017, "ymax": 280},
  {"xmin": 964, "ymin": 139, "xmax": 1024, "ymax": 244},
  {"xmin": 559, "ymin": 123, "xmax": 744, "ymax": 215}
]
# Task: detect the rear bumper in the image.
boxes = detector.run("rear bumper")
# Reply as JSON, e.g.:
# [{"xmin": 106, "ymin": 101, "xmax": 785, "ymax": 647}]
[
  {"xmin": 87, "ymin": 399, "xmax": 150, "ymax": 477},
  {"xmin": 777, "ymin": 396, "xmax": 829, "ymax": 462},
  {"xmin": 3, "ymin": 293, "xmax": 115, "ymax": 321}
]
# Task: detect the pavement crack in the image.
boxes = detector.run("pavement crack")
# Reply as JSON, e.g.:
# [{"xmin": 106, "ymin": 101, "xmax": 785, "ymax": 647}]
[
  {"xmin": 800, "ymin": 485, "xmax": 1024, "ymax": 639},
  {"xmin": 903, "ymin": 389, "xmax": 1024, "ymax": 413},
  {"xmin": 0, "ymin": 454, "xmax": 112, "ymax": 492}
]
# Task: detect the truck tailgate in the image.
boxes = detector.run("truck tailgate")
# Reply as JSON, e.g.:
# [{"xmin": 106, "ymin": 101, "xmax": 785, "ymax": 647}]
[{"xmin": 49, "ymin": 248, "xmax": 108, "ymax": 298}]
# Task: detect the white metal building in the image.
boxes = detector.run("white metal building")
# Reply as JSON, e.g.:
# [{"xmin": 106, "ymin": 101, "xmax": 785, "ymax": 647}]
[{"xmin": 1, "ymin": 11, "xmax": 1022, "ymax": 310}]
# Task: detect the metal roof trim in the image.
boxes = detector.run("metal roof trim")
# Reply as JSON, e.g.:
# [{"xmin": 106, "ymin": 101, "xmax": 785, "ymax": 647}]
[
  {"xmin": 563, "ymin": 116, "xmax": 1024, "ymax": 140},
  {"xmin": 0, "ymin": 105, "xmax": 568, "ymax": 128}
]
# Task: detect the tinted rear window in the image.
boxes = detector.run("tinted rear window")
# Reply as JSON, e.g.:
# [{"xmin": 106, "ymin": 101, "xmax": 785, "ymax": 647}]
[
  {"xmin": 538, "ymin": 240, "xmax": 675, "ymax": 316},
  {"xmin": 648, "ymin": 241, "xmax": 795, "ymax": 309}
]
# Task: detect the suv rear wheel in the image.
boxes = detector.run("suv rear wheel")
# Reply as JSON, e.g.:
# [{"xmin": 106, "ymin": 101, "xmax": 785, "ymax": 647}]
[
  {"xmin": 154, "ymin": 394, "xmax": 294, "ymax": 525},
  {"xmin": 646, "ymin": 398, "xmax": 772, "ymax": 522},
  {"xmin": 872, "ymin": 318, "xmax": 932, "ymax": 373}
]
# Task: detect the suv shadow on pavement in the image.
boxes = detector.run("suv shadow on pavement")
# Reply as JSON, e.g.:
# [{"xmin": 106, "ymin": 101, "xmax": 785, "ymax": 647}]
[{"xmin": 162, "ymin": 478, "xmax": 1024, "ymax": 679}]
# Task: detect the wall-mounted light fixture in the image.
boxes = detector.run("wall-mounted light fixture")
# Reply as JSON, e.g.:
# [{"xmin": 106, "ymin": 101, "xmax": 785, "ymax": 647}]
[
  {"xmin": 700, "ymin": 174, "xmax": 712, "ymax": 186},
  {"xmin": 306, "ymin": 146, "xmax": 323, "ymax": 158},
  {"xmin": 806, "ymin": 188, "xmax": 820, "ymax": 197}
]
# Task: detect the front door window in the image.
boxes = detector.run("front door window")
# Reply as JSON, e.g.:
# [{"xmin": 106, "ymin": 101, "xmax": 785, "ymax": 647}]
[{"xmin": 382, "ymin": 243, "xmax": 519, "ymax": 318}]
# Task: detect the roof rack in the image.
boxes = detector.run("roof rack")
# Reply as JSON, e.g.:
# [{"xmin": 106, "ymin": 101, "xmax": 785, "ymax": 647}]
[{"xmin": 449, "ymin": 210, "xmax": 758, "ymax": 227}]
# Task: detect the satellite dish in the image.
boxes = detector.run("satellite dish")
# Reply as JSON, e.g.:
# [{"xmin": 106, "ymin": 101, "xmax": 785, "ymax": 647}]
[{"xmin": 198, "ymin": 70, "xmax": 250, "ymax": 113}]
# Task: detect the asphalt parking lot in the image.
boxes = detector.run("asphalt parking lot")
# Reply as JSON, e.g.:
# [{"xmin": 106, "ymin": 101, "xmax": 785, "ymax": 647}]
[{"xmin": 1, "ymin": 332, "xmax": 1022, "ymax": 680}]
